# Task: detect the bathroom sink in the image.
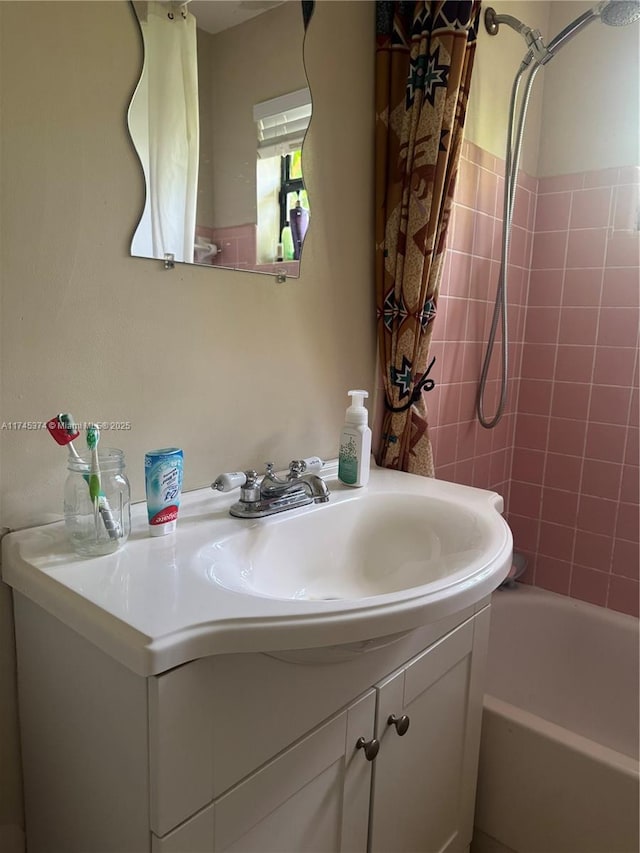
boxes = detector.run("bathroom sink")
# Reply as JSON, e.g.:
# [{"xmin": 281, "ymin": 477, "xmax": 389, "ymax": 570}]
[
  {"xmin": 204, "ymin": 493, "xmax": 492, "ymax": 601},
  {"xmin": 1, "ymin": 462, "xmax": 512, "ymax": 675}
]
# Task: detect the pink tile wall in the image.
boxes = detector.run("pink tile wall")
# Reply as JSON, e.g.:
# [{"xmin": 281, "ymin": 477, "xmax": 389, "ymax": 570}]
[
  {"xmin": 195, "ymin": 224, "xmax": 300, "ymax": 276},
  {"xmin": 195, "ymin": 223, "xmax": 257, "ymax": 268},
  {"xmin": 431, "ymin": 143, "xmax": 639, "ymax": 616},
  {"xmin": 430, "ymin": 140, "xmax": 536, "ymax": 500},
  {"xmin": 509, "ymin": 166, "xmax": 639, "ymax": 617}
]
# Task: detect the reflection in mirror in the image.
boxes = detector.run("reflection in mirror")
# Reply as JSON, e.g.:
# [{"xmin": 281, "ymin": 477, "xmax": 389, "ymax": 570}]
[{"xmin": 128, "ymin": 0, "xmax": 313, "ymax": 278}]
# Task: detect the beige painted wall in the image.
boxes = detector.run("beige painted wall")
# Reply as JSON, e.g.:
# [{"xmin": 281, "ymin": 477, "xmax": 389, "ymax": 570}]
[
  {"xmin": 0, "ymin": 0, "xmax": 375, "ymax": 841},
  {"xmin": 0, "ymin": 0, "xmax": 376, "ymax": 530},
  {"xmin": 196, "ymin": 27, "xmax": 215, "ymax": 227},
  {"xmin": 467, "ymin": 0, "xmax": 640, "ymax": 177},
  {"xmin": 466, "ymin": 1, "xmax": 551, "ymax": 177},
  {"xmin": 196, "ymin": 3, "xmax": 307, "ymax": 231},
  {"xmin": 208, "ymin": 1, "xmax": 307, "ymax": 228},
  {"xmin": 538, "ymin": 0, "xmax": 640, "ymax": 175}
]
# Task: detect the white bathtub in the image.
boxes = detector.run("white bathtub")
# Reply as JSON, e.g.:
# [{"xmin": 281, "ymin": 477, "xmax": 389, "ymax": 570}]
[{"xmin": 473, "ymin": 585, "xmax": 639, "ymax": 853}]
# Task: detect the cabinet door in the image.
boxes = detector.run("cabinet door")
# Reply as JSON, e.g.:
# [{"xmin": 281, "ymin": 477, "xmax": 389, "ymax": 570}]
[
  {"xmin": 148, "ymin": 606, "xmax": 479, "ymax": 833},
  {"xmin": 369, "ymin": 609, "xmax": 490, "ymax": 853},
  {"xmin": 152, "ymin": 689, "xmax": 376, "ymax": 853}
]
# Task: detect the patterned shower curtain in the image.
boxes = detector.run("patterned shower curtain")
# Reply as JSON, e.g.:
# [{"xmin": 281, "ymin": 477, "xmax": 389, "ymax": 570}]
[{"xmin": 375, "ymin": 1, "xmax": 481, "ymax": 476}]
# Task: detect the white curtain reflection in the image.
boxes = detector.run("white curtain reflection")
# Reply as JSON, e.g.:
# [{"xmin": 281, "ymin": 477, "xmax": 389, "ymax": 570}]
[{"xmin": 129, "ymin": 1, "xmax": 199, "ymax": 263}]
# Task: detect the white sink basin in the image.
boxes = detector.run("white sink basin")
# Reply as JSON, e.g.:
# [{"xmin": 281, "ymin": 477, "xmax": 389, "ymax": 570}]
[
  {"xmin": 2, "ymin": 463, "xmax": 512, "ymax": 675},
  {"xmin": 204, "ymin": 493, "xmax": 492, "ymax": 601}
]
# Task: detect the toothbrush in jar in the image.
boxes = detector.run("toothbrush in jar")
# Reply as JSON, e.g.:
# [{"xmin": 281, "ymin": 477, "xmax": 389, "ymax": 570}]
[
  {"xmin": 86, "ymin": 423, "xmax": 104, "ymax": 540},
  {"xmin": 86, "ymin": 424, "xmax": 102, "ymax": 537},
  {"xmin": 46, "ymin": 415, "xmax": 121, "ymax": 539},
  {"xmin": 86, "ymin": 424, "xmax": 101, "ymax": 503}
]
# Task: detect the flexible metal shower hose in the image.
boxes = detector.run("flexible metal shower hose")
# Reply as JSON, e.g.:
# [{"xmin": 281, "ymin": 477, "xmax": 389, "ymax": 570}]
[{"xmin": 476, "ymin": 60, "xmax": 542, "ymax": 429}]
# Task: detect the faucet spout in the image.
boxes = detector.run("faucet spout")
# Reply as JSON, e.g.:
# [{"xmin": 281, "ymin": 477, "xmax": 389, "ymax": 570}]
[
  {"xmin": 225, "ymin": 461, "xmax": 330, "ymax": 519},
  {"xmin": 297, "ymin": 473, "xmax": 330, "ymax": 503},
  {"xmin": 260, "ymin": 465, "xmax": 330, "ymax": 504}
]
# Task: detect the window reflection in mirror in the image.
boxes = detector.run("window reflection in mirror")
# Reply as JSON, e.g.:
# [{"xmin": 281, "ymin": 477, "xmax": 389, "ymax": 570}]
[
  {"xmin": 129, "ymin": 0, "xmax": 312, "ymax": 278},
  {"xmin": 254, "ymin": 88, "xmax": 311, "ymax": 266}
]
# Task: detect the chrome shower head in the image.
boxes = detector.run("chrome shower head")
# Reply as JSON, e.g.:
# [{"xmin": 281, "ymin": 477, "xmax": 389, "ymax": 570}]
[
  {"xmin": 544, "ymin": 0, "xmax": 640, "ymax": 59},
  {"xmin": 599, "ymin": 0, "xmax": 640, "ymax": 26},
  {"xmin": 485, "ymin": 0, "xmax": 640, "ymax": 60}
]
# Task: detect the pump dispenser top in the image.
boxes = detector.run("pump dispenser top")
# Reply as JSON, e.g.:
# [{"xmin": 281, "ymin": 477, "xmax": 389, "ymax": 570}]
[
  {"xmin": 345, "ymin": 390, "xmax": 369, "ymax": 425},
  {"xmin": 338, "ymin": 389, "xmax": 371, "ymax": 487}
]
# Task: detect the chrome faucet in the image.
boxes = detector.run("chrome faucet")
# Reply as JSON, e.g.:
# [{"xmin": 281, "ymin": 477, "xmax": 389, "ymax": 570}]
[{"xmin": 212, "ymin": 460, "xmax": 330, "ymax": 519}]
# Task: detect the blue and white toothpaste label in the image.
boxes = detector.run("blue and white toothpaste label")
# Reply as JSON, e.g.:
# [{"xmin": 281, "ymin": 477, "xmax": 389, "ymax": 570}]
[{"xmin": 145, "ymin": 448, "xmax": 184, "ymax": 527}]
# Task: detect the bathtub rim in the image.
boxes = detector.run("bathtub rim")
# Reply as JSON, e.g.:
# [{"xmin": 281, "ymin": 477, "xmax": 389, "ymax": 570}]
[
  {"xmin": 487, "ymin": 583, "xmax": 639, "ymax": 759},
  {"xmin": 491, "ymin": 583, "xmax": 639, "ymax": 630},
  {"xmin": 484, "ymin": 693, "xmax": 640, "ymax": 776}
]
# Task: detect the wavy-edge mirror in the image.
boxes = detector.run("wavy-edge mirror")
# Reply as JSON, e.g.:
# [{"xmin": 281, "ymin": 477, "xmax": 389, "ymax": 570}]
[{"xmin": 127, "ymin": 0, "xmax": 314, "ymax": 278}]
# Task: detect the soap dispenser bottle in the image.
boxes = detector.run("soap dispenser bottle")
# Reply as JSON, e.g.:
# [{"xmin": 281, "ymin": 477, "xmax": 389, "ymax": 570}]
[{"xmin": 338, "ymin": 389, "xmax": 372, "ymax": 487}]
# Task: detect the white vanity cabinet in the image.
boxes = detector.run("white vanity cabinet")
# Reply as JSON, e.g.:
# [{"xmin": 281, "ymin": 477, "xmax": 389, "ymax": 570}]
[
  {"xmin": 13, "ymin": 593, "xmax": 490, "ymax": 853},
  {"xmin": 152, "ymin": 690, "xmax": 376, "ymax": 853},
  {"xmin": 370, "ymin": 616, "xmax": 487, "ymax": 853}
]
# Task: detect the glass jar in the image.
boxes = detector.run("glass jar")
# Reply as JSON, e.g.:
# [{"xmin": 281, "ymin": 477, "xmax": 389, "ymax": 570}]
[{"xmin": 64, "ymin": 448, "xmax": 131, "ymax": 557}]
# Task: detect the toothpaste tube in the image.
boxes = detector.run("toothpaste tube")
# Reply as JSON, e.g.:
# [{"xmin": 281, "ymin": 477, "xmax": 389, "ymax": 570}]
[{"xmin": 145, "ymin": 448, "xmax": 184, "ymax": 536}]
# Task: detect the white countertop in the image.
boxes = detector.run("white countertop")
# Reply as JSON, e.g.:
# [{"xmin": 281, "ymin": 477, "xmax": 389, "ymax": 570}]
[{"xmin": 2, "ymin": 464, "xmax": 512, "ymax": 676}]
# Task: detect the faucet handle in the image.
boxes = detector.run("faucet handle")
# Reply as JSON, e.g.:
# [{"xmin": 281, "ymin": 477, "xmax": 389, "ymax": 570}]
[
  {"xmin": 288, "ymin": 460, "xmax": 305, "ymax": 478},
  {"xmin": 240, "ymin": 470, "xmax": 261, "ymax": 503},
  {"xmin": 289, "ymin": 457, "xmax": 324, "ymax": 477},
  {"xmin": 212, "ymin": 471, "xmax": 247, "ymax": 492}
]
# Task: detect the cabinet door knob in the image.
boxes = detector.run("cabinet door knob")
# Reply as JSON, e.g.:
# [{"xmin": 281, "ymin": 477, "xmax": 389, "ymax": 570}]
[
  {"xmin": 355, "ymin": 736, "xmax": 380, "ymax": 761},
  {"xmin": 387, "ymin": 714, "xmax": 410, "ymax": 736}
]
